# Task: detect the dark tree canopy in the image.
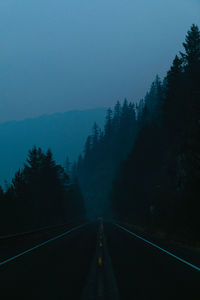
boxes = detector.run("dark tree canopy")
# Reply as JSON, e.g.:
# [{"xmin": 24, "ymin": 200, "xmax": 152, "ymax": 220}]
[
  {"xmin": 0, "ymin": 147, "xmax": 85, "ymax": 234},
  {"xmin": 110, "ymin": 24, "xmax": 200, "ymax": 241},
  {"xmin": 73, "ymin": 24, "xmax": 200, "ymax": 243}
]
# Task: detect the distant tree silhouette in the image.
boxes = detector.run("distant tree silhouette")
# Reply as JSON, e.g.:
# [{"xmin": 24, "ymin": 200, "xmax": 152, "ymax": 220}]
[
  {"xmin": 75, "ymin": 99, "xmax": 138, "ymax": 218},
  {"xmin": 0, "ymin": 147, "xmax": 85, "ymax": 234},
  {"xmin": 110, "ymin": 24, "xmax": 200, "ymax": 241}
]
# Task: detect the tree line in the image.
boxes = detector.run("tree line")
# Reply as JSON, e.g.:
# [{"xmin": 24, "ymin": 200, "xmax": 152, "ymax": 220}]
[
  {"xmin": 72, "ymin": 99, "xmax": 138, "ymax": 218},
  {"xmin": 73, "ymin": 62, "xmax": 165, "ymax": 219},
  {"xmin": 0, "ymin": 147, "xmax": 85, "ymax": 234},
  {"xmin": 1, "ymin": 24, "xmax": 199, "ymax": 241},
  {"xmin": 111, "ymin": 24, "xmax": 200, "ymax": 241},
  {"xmin": 74, "ymin": 24, "xmax": 200, "ymax": 242}
]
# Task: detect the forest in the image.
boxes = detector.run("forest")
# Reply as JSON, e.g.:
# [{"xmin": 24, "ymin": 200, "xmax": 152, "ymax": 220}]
[
  {"xmin": 75, "ymin": 24, "xmax": 200, "ymax": 242},
  {"xmin": 0, "ymin": 24, "xmax": 199, "ymax": 243},
  {"xmin": 0, "ymin": 147, "xmax": 85, "ymax": 234}
]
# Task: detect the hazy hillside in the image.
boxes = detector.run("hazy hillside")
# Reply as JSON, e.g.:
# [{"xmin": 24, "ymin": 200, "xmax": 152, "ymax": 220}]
[{"xmin": 0, "ymin": 108, "xmax": 106, "ymax": 186}]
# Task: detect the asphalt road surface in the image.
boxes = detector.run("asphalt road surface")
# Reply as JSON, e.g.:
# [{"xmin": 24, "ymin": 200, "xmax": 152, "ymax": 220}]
[
  {"xmin": 105, "ymin": 223, "xmax": 200, "ymax": 300},
  {"xmin": 0, "ymin": 221, "xmax": 199, "ymax": 300}
]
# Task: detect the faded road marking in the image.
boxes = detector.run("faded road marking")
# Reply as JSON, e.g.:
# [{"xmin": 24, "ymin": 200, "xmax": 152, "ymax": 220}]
[
  {"xmin": 0, "ymin": 223, "xmax": 87, "ymax": 266},
  {"xmin": 115, "ymin": 223, "xmax": 200, "ymax": 272}
]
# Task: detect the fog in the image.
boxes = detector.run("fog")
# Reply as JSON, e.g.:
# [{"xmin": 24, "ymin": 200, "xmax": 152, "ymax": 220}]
[{"xmin": 0, "ymin": 0, "xmax": 199, "ymax": 122}]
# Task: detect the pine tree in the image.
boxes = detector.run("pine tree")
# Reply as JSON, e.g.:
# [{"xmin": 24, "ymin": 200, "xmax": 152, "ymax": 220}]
[
  {"xmin": 84, "ymin": 136, "xmax": 92, "ymax": 161},
  {"xmin": 112, "ymin": 101, "xmax": 121, "ymax": 133},
  {"xmin": 181, "ymin": 24, "xmax": 200, "ymax": 73},
  {"xmin": 25, "ymin": 146, "xmax": 44, "ymax": 173},
  {"xmin": 163, "ymin": 55, "xmax": 183, "ymax": 141},
  {"xmin": 92, "ymin": 122, "xmax": 99, "ymax": 149},
  {"xmin": 104, "ymin": 108, "xmax": 113, "ymax": 138}
]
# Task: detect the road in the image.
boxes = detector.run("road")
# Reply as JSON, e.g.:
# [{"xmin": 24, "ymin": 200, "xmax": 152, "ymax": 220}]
[
  {"xmin": 105, "ymin": 223, "xmax": 200, "ymax": 300},
  {"xmin": 0, "ymin": 221, "xmax": 199, "ymax": 299}
]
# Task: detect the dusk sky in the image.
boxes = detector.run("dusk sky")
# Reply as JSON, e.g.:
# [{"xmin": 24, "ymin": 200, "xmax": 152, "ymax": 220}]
[{"xmin": 0, "ymin": 0, "xmax": 199, "ymax": 122}]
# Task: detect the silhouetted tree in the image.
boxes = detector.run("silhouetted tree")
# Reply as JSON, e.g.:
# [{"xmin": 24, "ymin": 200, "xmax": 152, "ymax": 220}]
[
  {"xmin": 0, "ymin": 147, "xmax": 85, "ymax": 234},
  {"xmin": 111, "ymin": 25, "xmax": 200, "ymax": 241}
]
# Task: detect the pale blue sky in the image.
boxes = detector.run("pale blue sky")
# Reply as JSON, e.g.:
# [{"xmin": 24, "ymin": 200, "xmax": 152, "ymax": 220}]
[{"xmin": 0, "ymin": 0, "xmax": 199, "ymax": 122}]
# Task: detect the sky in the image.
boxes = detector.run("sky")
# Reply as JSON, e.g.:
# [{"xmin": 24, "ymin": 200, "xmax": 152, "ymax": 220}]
[{"xmin": 0, "ymin": 0, "xmax": 199, "ymax": 123}]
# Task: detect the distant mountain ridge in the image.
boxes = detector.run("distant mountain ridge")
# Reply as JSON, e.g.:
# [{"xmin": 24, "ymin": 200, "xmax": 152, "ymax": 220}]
[{"xmin": 0, "ymin": 108, "xmax": 106, "ymax": 186}]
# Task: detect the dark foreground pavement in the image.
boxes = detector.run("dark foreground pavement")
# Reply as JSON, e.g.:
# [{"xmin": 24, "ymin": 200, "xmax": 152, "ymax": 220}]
[
  {"xmin": 0, "ymin": 223, "xmax": 97, "ymax": 300},
  {"xmin": 105, "ymin": 223, "xmax": 200, "ymax": 300},
  {"xmin": 0, "ymin": 221, "xmax": 199, "ymax": 300}
]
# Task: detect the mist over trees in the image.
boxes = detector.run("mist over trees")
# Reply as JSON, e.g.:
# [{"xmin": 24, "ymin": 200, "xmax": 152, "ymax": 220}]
[
  {"xmin": 73, "ymin": 24, "xmax": 200, "ymax": 242},
  {"xmin": 0, "ymin": 24, "xmax": 199, "ymax": 243},
  {"xmin": 111, "ymin": 24, "xmax": 200, "ymax": 241},
  {"xmin": 0, "ymin": 108, "xmax": 106, "ymax": 186},
  {"xmin": 0, "ymin": 147, "xmax": 85, "ymax": 234},
  {"xmin": 73, "ymin": 99, "xmax": 138, "ymax": 218},
  {"xmin": 73, "ymin": 72, "xmax": 165, "ymax": 219}
]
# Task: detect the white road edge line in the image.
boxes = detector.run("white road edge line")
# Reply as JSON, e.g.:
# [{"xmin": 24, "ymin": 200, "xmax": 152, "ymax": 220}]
[
  {"xmin": 114, "ymin": 223, "xmax": 200, "ymax": 272},
  {"xmin": 0, "ymin": 223, "xmax": 87, "ymax": 266}
]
